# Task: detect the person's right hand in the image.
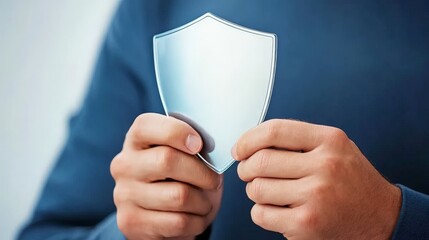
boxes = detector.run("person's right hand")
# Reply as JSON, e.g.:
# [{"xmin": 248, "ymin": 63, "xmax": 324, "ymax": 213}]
[{"xmin": 111, "ymin": 113, "xmax": 223, "ymax": 240}]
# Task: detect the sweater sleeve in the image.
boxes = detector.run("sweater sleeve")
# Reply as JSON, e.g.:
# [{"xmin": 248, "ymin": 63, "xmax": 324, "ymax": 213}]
[
  {"xmin": 392, "ymin": 185, "xmax": 429, "ymax": 239},
  {"xmin": 86, "ymin": 214, "xmax": 125, "ymax": 240},
  {"xmin": 17, "ymin": 1, "xmax": 164, "ymax": 239}
]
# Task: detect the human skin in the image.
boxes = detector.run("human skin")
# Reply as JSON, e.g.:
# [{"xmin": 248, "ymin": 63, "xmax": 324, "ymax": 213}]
[
  {"xmin": 110, "ymin": 113, "xmax": 223, "ymax": 240},
  {"xmin": 234, "ymin": 119, "xmax": 402, "ymax": 239}
]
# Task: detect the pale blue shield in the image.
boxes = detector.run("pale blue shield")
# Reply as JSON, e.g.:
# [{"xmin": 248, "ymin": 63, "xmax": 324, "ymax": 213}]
[{"xmin": 153, "ymin": 13, "xmax": 277, "ymax": 174}]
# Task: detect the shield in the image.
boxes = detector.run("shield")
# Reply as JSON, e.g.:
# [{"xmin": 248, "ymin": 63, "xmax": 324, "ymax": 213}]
[{"xmin": 153, "ymin": 13, "xmax": 277, "ymax": 174}]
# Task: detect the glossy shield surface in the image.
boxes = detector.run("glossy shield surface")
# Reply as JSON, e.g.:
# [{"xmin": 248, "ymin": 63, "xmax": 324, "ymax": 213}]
[{"xmin": 153, "ymin": 13, "xmax": 277, "ymax": 174}]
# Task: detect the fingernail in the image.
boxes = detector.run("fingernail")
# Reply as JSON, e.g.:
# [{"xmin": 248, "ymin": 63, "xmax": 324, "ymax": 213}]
[{"xmin": 186, "ymin": 134, "xmax": 201, "ymax": 153}]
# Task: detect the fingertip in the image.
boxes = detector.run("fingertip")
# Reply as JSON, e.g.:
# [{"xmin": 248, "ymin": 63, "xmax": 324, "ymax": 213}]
[
  {"xmin": 236, "ymin": 161, "xmax": 246, "ymax": 181},
  {"xmin": 231, "ymin": 143, "xmax": 240, "ymax": 160},
  {"xmin": 185, "ymin": 134, "xmax": 202, "ymax": 154}
]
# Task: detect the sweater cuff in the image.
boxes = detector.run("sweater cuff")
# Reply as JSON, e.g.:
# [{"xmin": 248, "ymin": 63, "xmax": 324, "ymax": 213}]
[{"xmin": 392, "ymin": 185, "xmax": 429, "ymax": 239}]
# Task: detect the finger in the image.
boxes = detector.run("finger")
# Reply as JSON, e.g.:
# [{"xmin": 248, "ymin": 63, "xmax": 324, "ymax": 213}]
[
  {"xmin": 233, "ymin": 119, "xmax": 326, "ymax": 160},
  {"xmin": 237, "ymin": 148, "xmax": 317, "ymax": 181},
  {"xmin": 118, "ymin": 205, "xmax": 207, "ymax": 238},
  {"xmin": 124, "ymin": 113, "xmax": 203, "ymax": 154},
  {"xmin": 130, "ymin": 181, "xmax": 212, "ymax": 216},
  {"xmin": 245, "ymin": 178, "xmax": 307, "ymax": 207},
  {"xmin": 149, "ymin": 210, "xmax": 208, "ymax": 238},
  {"xmin": 130, "ymin": 146, "xmax": 222, "ymax": 190},
  {"xmin": 250, "ymin": 204, "xmax": 297, "ymax": 236}
]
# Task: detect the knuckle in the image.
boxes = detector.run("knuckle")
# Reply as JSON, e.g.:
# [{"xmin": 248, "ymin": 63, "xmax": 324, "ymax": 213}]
[
  {"xmin": 320, "ymin": 153, "xmax": 345, "ymax": 178},
  {"xmin": 134, "ymin": 113, "xmax": 161, "ymax": 128},
  {"xmin": 309, "ymin": 182, "xmax": 330, "ymax": 200},
  {"xmin": 171, "ymin": 214, "xmax": 189, "ymax": 235},
  {"xmin": 116, "ymin": 209, "xmax": 138, "ymax": 234},
  {"xmin": 208, "ymin": 176, "xmax": 220, "ymax": 190},
  {"xmin": 201, "ymin": 201, "xmax": 213, "ymax": 216},
  {"xmin": 130, "ymin": 114, "xmax": 149, "ymax": 138},
  {"xmin": 110, "ymin": 153, "xmax": 127, "ymax": 180},
  {"xmin": 255, "ymin": 150, "xmax": 271, "ymax": 174},
  {"xmin": 193, "ymin": 219, "xmax": 207, "ymax": 236},
  {"xmin": 161, "ymin": 146, "xmax": 176, "ymax": 161},
  {"xmin": 112, "ymin": 187, "xmax": 120, "ymax": 206},
  {"xmin": 163, "ymin": 126, "xmax": 176, "ymax": 143},
  {"xmin": 324, "ymin": 127, "xmax": 349, "ymax": 147},
  {"xmin": 156, "ymin": 147, "xmax": 176, "ymax": 172},
  {"xmin": 171, "ymin": 184, "xmax": 190, "ymax": 208},
  {"xmin": 200, "ymin": 170, "xmax": 219, "ymax": 190},
  {"xmin": 161, "ymin": 117, "xmax": 186, "ymax": 144},
  {"xmin": 133, "ymin": 114, "xmax": 146, "ymax": 128},
  {"xmin": 263, "ymin": 119, "xmax": 282, "ymax": 141},
  {"xmin": 113, "ymin": 182, "xmax": 136, "ymax": 206},
  {"xmin": 296, "ymin": 208, "xmax": 319, "ymax": 232},
  {"xmin": 113, "ymin": 185, "xmax": 126, "ymax": 205}
]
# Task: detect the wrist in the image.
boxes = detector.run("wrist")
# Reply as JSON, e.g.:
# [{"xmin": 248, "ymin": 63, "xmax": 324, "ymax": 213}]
[{"xmin": 378, "ymin": 183, "xmax": 402, "ymax": 239}]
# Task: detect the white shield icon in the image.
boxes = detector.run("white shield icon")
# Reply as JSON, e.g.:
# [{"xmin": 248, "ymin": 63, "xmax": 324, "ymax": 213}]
[{"xmin": 153, "ymin": 13, "xmax": 277, "ymax": 174}]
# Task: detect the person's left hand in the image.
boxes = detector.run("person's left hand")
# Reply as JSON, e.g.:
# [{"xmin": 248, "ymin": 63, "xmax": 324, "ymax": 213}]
[{"xmin": 233, "ymin": 119, "xmax": 401, "ymax": 239}]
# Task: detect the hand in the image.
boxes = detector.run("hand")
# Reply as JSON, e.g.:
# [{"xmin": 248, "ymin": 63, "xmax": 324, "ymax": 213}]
[
  {"xmin": 234, "ymin": 119, "xmax": 401, "ymax": 239},
  {"xmin": 111, "ymin": 113, "xmax": 223, "ymax": 240}
]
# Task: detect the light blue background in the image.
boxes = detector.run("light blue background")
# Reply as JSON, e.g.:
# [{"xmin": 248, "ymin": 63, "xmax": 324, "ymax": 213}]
[{"xmin": 0, "ymin": 1, "xmax": 118, "ymax": 239}]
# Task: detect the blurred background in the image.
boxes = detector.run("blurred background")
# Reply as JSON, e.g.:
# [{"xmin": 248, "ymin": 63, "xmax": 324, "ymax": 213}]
[{"xmin": 0, "ymin": 1, "xmax": 119, "ymax": 239}]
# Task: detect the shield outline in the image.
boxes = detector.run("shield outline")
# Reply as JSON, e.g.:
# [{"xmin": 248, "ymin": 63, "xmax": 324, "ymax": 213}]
[{"xmin": 153, "ymin": 12, "xmax": 277, "ymax": 174}]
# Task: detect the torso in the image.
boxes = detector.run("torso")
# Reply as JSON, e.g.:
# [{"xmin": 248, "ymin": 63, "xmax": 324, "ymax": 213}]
[{"xmin": 137, "ymin": 1, "xmax": 429, "ymax": 238}]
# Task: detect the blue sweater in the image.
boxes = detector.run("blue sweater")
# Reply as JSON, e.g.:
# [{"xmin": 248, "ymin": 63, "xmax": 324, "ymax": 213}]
[{"xmin": 18, "ymin": 1, "xmax": 429, "ymax": 239}]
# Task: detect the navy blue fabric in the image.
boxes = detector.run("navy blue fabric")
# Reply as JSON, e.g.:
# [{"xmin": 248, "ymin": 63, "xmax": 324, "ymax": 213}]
[
  {"xmin": 393, "ymin": 185, "xmax": 429, "ymax": 239},
  {"xmin": 18, "ymin": 1, "xmax": 429, "ymax": 239}
]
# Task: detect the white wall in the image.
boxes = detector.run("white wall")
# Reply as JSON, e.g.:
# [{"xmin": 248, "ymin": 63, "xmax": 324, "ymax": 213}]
[{"xmin": 0, "ymin": 1, "xmax": 119, "ymax": 239}]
